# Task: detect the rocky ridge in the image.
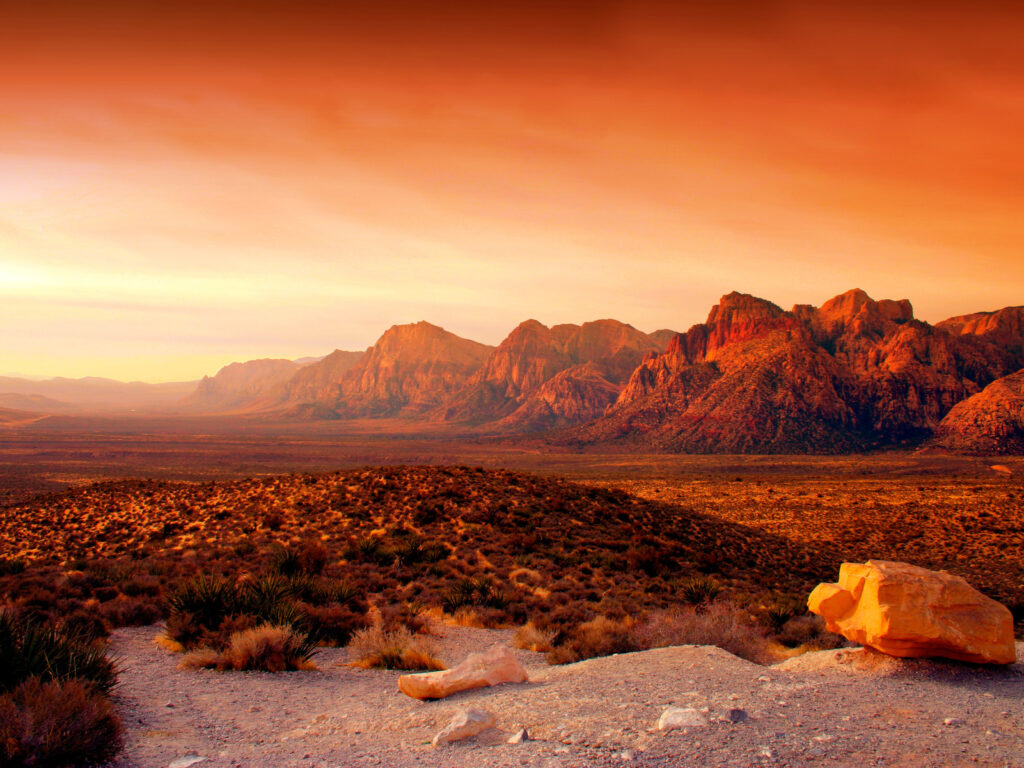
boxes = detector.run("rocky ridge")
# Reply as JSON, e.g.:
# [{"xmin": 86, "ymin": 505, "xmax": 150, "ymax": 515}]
[{"xmin": 931, "ymin": 369, "xmax": 1024, "ymax": 454}]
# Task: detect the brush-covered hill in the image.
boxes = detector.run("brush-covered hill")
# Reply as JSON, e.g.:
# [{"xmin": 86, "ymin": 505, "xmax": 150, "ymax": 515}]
[
  {"xmin": 559, "ymin": 290, "xmax": 1024, "ymax": 453},
  {"xmin": 930, "ymin": 369, "xmax": 1024, "ymax": 454},
  {"xmin": 0, "ymin": 466, "xmax": 831, "ymax": 629}
]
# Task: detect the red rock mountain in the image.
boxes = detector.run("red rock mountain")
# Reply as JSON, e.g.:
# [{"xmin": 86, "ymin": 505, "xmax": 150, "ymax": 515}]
[
  {"xmin": 930, "ymin": 369, "xmax": 1024, "ymax": 454},
  {"xmin": 282, "ymin": 350, "xmax": 366, "ymax": 406},
  {"xmin": 563, "ymin": 291, "xmax": 1024, "ymax": 453},
  {"xmin": 437, "ymin": 319, "xmax": 667, "ymax": 430},
  {"xmin": 290, "ymin": 322, "xmax": 494, "ymax": 418},
  {"xmin": 185, "ymin": 357, "xmax": 321, "ymax": 413}
]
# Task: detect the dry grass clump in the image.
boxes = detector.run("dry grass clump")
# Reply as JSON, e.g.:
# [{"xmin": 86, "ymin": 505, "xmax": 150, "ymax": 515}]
[
  {"xmin": 0, "ymin": 677, "xmax": 122, "ymax": 768},
  {"xmin": 181, "ymin": 624, "xmax": 317, "ymax": 672},
  {"xmin": 512, "ymin": 621, "xmax": 556, "ymax": 652},
  {"xmin": 347, "ymin": 626, "xmax": 445, "ymax": 671},
  {"xmin": 632, "ymin": 602, "xmax": 772, "ymax": 664},
  {"xmin": 548, "ymin": 601, "xmax": 772, "ymax": 665}
]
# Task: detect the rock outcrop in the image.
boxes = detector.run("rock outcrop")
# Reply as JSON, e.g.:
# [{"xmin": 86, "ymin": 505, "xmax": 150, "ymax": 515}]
[
  {"xmin": 930, "ymin": 370, "xmax": 1024, "ymax": 454},
  {"xmin": 808, "ymin": 560, "xmax": 1016, "ymax": 665},
  {"xmin": 437, "ymin": 318, "xmax": 664, "ymax": 430},
  {"xmin": 561, "ymin": 290, "xmax": 1024, "ymax": 453},
  {"xmin": 282, "ymin": 349, "xmax": 365, "ymax": 406},
  {"xmin": 398, "ymin": 645, "xmax": 528, "ymax": 700},
  {"xmin": 185, "ymin": 357, "xmax": 319, "ymax": 413},
  {"xmin": 291, "ymin": 323, "xmax": 493, "ymax": 418}
]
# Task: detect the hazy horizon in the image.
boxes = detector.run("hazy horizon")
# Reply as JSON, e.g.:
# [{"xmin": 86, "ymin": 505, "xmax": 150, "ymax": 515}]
[{"xmin": 3, "ymin": 1, "xmax": 1023, "ymax": 382}]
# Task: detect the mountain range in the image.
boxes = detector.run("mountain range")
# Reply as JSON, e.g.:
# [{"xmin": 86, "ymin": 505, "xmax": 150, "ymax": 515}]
[{"xmin": 6, "ymin": 289, "xmax": 1024, "ymax": 453}]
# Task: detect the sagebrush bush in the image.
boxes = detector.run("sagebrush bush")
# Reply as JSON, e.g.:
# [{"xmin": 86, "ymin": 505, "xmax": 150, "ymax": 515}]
[
  {"xmin": 0, "ymin": 677, "xmax": 122, "ymax": 768},
  {"xmin": 632, "ymin": 601, "xmax": 770, "ymax": 664},
  {"xmin": 348, "ymin": 626, "xmax": 445, "ymax": 671},
  {"xmin": 548, "ymin": 615, "xmax": 638, "ymax": 664},
  {"xmin": 512, "ymin": 621, "xmax": 556, "ymax": 653}
]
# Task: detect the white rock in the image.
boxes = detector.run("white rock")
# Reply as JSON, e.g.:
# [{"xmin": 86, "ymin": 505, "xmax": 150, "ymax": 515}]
[
  {"xmin": 657, "ymin": 707, "xmax": 709, "ymax": 731},
  {"xmin": 400, "ymin": 644, "xmax": 528, "ymax": 700},
  {"xmin": 507, "ymin": 727, "xmax": 528, "ymax": 744},
  {"xmin": 432, "ymin": 708, "xmax": 496, "ymax": 747},
  {"xmin": 168, "ymin": 757, "xmax": 207, "ymax": 768}
]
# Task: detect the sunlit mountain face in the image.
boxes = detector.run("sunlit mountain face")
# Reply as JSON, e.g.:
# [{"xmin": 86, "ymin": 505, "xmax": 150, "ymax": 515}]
[{"xmin": 2, "ymin": 0, "xmax": 1022, "ymax": 382}]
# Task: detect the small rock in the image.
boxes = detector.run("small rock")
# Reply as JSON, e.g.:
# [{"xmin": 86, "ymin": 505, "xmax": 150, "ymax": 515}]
[
  {"xmin": 507, "ymin": 728, "xmax": 528, "ymax": 744},
  {"xmin": 943, "ymin": 717, "xmax": 964, "ymax": 727},
  {"xmin": 432, "ymin": 709, "xmax": 496, "ymax": 747},
  {"xmin": 725, "ymin": 708, "xmax": 749, "ymax": 723},
  {"xmin": 168, "ymin": 757, "xmax": 207, "ymax": 768},
  {"xmin": 656, "ymin": 707, "xmax": 708, "ymax": 731},
  {"xmin": 618, "ymin": 750, "xmax": 635, "ymax": 761}
]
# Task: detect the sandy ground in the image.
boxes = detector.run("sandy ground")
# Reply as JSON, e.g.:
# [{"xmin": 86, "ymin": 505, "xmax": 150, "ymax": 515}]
[{"xmin": 108, "ymin": 626, "xmax": 1024, "ymax": 768}]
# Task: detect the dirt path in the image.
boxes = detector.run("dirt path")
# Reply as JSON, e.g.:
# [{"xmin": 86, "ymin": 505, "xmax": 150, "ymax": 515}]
[{"xmin": 109, "ymin": 626, "xmax": 1024, "ymax": 768}]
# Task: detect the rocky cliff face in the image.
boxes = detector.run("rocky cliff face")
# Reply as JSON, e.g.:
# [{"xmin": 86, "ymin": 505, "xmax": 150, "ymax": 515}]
[
  {"xmin": 326, "ymin": 322, "xmax": 494, "ymax": 418},
  {"xmin": 283, "ymin": 349, "xmax": 366, "ymax": 406},
  {"xmin": 438, "ymin": 318, "xmax": 663, "ymax": 429},
  {"xmin": 562, "ymin": 290, "xmax": 1024, "ymax": 453},
  {"xmin": 185, "ymin": 358, "xmax": 315, "ymax": 412},
  {"xmin": 930, "ymin": 370, "xmax": 1024, "ymax": 454}
]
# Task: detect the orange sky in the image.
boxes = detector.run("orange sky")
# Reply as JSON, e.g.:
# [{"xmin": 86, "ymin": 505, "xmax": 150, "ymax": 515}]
[{"xmin": 2, "ymin": 1, "xmax": 1022, "ymax": 381}]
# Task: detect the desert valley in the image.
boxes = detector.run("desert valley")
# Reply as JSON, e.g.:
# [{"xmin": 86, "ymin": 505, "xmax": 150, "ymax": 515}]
[
  {"xmin": 5, "ymin": 1, "xmax": 1024, "ymax": 765},
  {"xmin": 2, "ymin": 288, "xmax": 1024, "ymax": 767}
]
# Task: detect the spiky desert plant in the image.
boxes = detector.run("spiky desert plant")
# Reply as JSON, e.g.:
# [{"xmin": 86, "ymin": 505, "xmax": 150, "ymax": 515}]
[
  {"xmin": 678, "ymin": 575, "xmax": 722, "ymax": 606},
  {"xmin": 0, "ymin": 611, "xmax": 116, "ymax": 695}
]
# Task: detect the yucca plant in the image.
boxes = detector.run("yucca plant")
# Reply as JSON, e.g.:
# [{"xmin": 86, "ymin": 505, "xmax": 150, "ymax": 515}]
[
  {"xmin": 678, "ymin": 575, "xmax": 722, "ymax": 607},
  {"xmin": 0, "ymin": 611, "xmax": 117, "ymax": 695},
  {"xmin": 165, "ymin": 575, "xmax": 238, "ymax": 631}
]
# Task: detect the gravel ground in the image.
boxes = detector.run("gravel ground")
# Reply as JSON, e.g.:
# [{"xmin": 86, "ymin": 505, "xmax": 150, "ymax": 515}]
[{"xmin": 109, "ymin": 626, "xmax": 1024, "ymax": 768}]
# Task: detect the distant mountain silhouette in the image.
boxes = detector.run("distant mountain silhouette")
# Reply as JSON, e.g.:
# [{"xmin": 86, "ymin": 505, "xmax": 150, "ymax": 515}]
[{"xmin": 0, "ymin": 376, "xmax": 196, "ymax": 413}]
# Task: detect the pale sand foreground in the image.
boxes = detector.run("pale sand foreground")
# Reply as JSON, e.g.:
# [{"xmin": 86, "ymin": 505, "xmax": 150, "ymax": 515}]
[{"xmin": 109, "ymin": 626, "xmax": 1024, "ymax": 768}]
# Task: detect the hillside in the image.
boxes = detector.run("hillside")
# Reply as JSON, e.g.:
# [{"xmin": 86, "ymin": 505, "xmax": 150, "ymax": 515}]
[{"xmin": 930, "ymin": 369, "xmax": 1024, "ymax": 454}]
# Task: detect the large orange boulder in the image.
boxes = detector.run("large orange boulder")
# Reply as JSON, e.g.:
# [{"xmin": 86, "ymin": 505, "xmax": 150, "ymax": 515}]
[{"xmin": 808, "ymin": 560, "xmax": 1016, "ymax": 665}]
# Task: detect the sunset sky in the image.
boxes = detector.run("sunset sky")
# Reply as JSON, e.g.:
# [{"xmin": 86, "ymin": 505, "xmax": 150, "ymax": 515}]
[{"xmin": 2, "ymin": 1, "xmax": 1022, "ymax": 382}]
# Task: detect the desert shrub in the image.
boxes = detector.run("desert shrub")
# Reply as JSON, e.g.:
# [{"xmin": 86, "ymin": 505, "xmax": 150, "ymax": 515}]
[
  {"xmin": 261, "ymin": 511, "xmax": 285, "ymax": 530},
  {"xmin": 678, "ymin": 575, "xmax": 722, "ymax": 606},
  {"xmin": 513, "ymin": 622, "xmax": 556, "ymax": 653},
  {"xmin": 0, "ymin": 557, "xmax": 26, "ymax": 576},
  {"xmin": 774, "ymin": 614, "xmax": 847, "ymax": 650},
  {"xmin": 269, "ymin": 545, "xmax": 302, "ymax": 577},
  {"xmin": 632, "ymin": 601, "xmax": 770, "ymax": 664},
  {"xmin": 163, "ymin": 573, "xmax": 305, "ymax": 651},
  {"xmin": 60, "ymin": 610, "xmax": 108, "ymax": 642},
  {"xmin": 0, "ymin": 677, "xmax": 122, "ymax": 768},
  {"xmin": 352, "ymin": 536, "xmax": 393, "ymax": 566},
  {"xmin": 302, "ymin": 604, "xmax": 368, "ymax": 646},
  {"xmin": 0, "ymin": 611, "xmax": 116, "ymax": 695},
  {"xmin": 442, "ymin": 577, "xmax": 508, "ymax": 614},
  {"xmin": 99, "ymin": 597, "xmax": 162, "ymax": 629},
  {"xmin": 299, "ymin": 542, "xmax": 329, "ymax": 575},
  {"xmin": 420, "ymin": 542, "xmax": 449, "ymax": 564},
  {"xmin": 348, "ymin": 626, "xmax": 445, "ymax": 671},
  {"xmin": 165, "ymin": 575, "xmax": 237, "ymax": 634},
  {"xmin": 548, "ymin": 615, "xmax": 638, "ymax": 664},
  {"xmin": 182, "ymin": 624, "xmax": 317, "ymax": 672}
]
